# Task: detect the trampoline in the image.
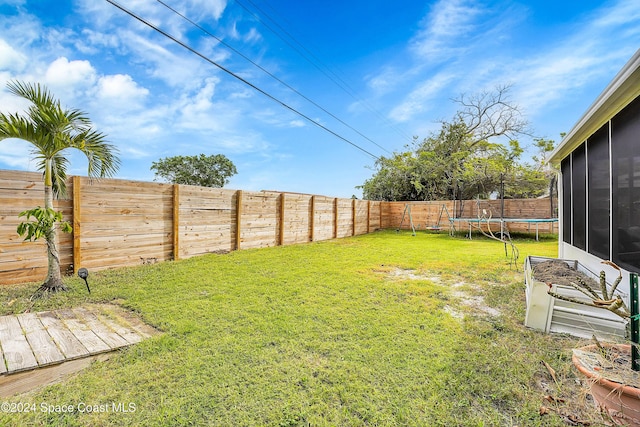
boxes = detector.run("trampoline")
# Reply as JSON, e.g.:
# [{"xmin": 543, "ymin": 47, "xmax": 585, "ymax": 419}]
[{"xmin": 448, "ymin": 217, "xmax": 558, "ymax": 240}]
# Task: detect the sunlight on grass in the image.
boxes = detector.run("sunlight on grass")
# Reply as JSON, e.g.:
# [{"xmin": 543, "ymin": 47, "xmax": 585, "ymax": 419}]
[{"xmin": 0, "ymin": 230, "xmax": 594, "ymax": 426}]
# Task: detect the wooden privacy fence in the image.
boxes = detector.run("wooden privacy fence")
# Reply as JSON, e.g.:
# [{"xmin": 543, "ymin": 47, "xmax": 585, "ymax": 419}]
[
  {"xmin": 0, "ymin": 169, "xmax": 557, "ymax": 285},
  {"xmin": 385, "ymin": 198, "xmax": 557, "ymax": 234},
  {"xmin": 0, "ymin": 170, "xmax": 381, "ymax": 285}
]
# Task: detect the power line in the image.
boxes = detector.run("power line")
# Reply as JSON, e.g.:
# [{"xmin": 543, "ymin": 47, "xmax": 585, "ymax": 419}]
[
  {"xmin": 235, "ymin": 0, "xmax": 414, "ymax": 144},
  {"xmin": 105, "ymin": 0, "xmax": 381, "ymax": 160},
  {"xmin": 155, "ymin": 0, "xmax": 391, "ymax": 155}
]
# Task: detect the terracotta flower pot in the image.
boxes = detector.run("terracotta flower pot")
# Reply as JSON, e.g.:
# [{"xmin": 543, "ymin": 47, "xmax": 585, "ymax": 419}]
[{"xmin": 572, "ymin": 344, "xmax": 640, "ymax": 426}]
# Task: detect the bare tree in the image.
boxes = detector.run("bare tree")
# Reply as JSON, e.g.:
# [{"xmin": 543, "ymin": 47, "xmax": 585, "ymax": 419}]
[{"xmin": 452, "ymin": 84, "xmax": 532, "ymax": 147}]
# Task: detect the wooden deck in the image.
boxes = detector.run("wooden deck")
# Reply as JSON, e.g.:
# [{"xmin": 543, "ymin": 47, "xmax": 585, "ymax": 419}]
[{"xmin": 0, "ymin": 304, "xmax": 157, "ymax": 395}]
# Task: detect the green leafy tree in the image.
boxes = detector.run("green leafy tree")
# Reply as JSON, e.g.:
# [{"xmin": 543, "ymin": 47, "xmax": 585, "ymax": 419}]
[
  {"xmin": 151, "ymin": 154, "xmax": 237, "ymax": 187},
  {"xmin": 360, "ymin": 86, "xmax": 553, "ymax": 201},
  {"xmin": 0, "ymin": 81, "xmax": 120, "ymax": 292}
]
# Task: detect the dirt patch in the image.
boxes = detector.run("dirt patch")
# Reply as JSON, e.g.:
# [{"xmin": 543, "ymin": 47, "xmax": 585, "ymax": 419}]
[
  {"xmin": 385, "ymin": 268, "xmax": 500, "ymax": 318},
  {"xmin": 448, "ymin": 281, "xmax": 501, "ymax": 317},
  {"xmin": 532, "ymin": 260, "xmax": 599, "ymax": 289},
  {"xmin": 385, "ymin": 268, "xmax": 440, "ymax": 282}
]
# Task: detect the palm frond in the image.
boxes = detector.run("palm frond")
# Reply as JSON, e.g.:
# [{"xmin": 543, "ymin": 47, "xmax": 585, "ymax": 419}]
[
  {"xmin": 6, "ymin": 80, "xmax": 58, "ymax": 108},
  {"xmin": 0, "ymin": 113, "xmax": 43, "ymax": 144},
  {"xmin": 73, "ymin": 129, "xmax": 121, "ymax": 179},
  {"xmin": 3, "ymin": 80, "xmax": 120, "ymax": 198}
]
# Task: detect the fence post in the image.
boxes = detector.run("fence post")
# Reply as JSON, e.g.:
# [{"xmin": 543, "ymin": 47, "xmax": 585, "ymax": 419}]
[
  {"xmin": 631, "ymin": 273, "xmax": 639, "ymax": 371},
  {"xmin": 310, "ymin": 195, "xmax": 315, "ymax": 242},
  {"xmin": 333, "ymin": 198, "xmax": 338, "ymax": 238},
  {"xmin": 235, "ymin": 190, "xmax": 243, "ymax": 250},
  {"xmin": 279, "ymin": 193, "xmax": 285, "ymax": 246},
  {"xmin": 352, "ymin": 199, "xmax": 356, "ymax": 236},
  {"xmin": 72, "ymin": 175, "xmax": 81, "ymax": 273},
  {"xmin": 173, "ymin": 184, "xmax": 180, "ymax": 260},
  {"xmin": 367, "ymin": 200, "xmax": 371, "ymax": 233}
]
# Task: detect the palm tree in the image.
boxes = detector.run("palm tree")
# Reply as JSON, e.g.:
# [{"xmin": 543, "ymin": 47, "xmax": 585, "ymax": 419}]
[{"xmin": 0, "ymin": 81, "xmax": 120, "ymax": 291}]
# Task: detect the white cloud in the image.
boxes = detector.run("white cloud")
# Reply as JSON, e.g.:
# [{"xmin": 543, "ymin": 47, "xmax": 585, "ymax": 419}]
[
  {"xmin": 174, "ymin": 78, "xmax": 236, "ymax": 133},
  {"xmin": 506, "ymin": 0, "xmax": 640, "ymax": 118},
  {"xmin": 410, "ymin": 0, "xmax": 483, "ymax": 60},
  {"xmin": 190, "ymin": 0, "xmax": 227, "ymax": 21},
  {"xmin": 150, "ymin": 0, "xmax": 228, "ymax": 27},
  {"xmin": 591, "ymin": 0, "xmax": 640, "ymax": 28},
  {"xmin": 74, "ymin": 29, "xmax": 121, "ymax": 55},
  {"xmin": 96, "ymin": 74, "xmax": 149, "ymax": 106},
  {"xmin": 377, "ymin": 0, "xmax": 640, "ymax": 134},
  {"xmin": 243, "ymin": 27, "xmax": 261, "ymax": 44},
  {"xmin": 77, "ymin": 0, "xmax": 229, "ymax": 48},
  {"xmin": 365, "ymin": 66, "xmax": 402, "ymax": 95},
  {"xmin": 118, "ymin": 29, "xmax": 211, "ymax": 89},
  {"xmin": 389, "ymin": 73, "xmax": 455, "ymax": 122},
  {"xmin": 0, "ymin": 38, "xmax": 27, "ymax": 72},
  {"xmin": 45, "ymin": 57, "xmax": 96, "ymax": 90}
]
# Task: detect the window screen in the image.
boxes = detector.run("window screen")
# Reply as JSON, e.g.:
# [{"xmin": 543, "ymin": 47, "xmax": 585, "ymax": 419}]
[
  {"xmin": 612, "ymin": 96, "xmax": 640, "ymax": 271},
  {"xmin": 561, "ymin": 157, "xmax": 571, "ymax": 244},
  {"xmin": 572, "ymin": 143, "xmax": 586, "ymax": 250},
  {"xmin": 587, "ymin": 125, "xmax": 610, "ymax": 259}
]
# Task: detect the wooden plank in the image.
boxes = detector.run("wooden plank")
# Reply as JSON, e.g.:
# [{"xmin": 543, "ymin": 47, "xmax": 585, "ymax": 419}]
[
  {"xmin": 80, "ymin": 194, "xmax": 173, "ymax": 208},
  {"xmin": 309, "ymin": 196, "xmax": 316, "ymax": 242},
  {"xmin": 352, "ymin": 199, "xmax": 356, "ymax": 236},
  {"xmin": 180, "ymin": 208, "xmax": 235, "ymax": 221},
  {"xmin": 236, "ymin": 190, "xmax": 242, "ymax": 250},
  {"xmin": 79, "ymin": 178, "xmax": 174, "ymax": 194},
  {"xmin": 37, "ymin": 312, "xmax": 89, "ymax": 359},
  {"xmin": 180, "ymin": 234, "xmax": 235, "ymax": 248},
  {"xmin": 71, "ymin": 307, "xmax": 129, "ymax": 349},
  {"xmin": 0, "ymin": 315, "xmax": 39, "ymax": 372},
  {"xmin": 16, "ymin": 313, "xmax": 65, "ymax": 367},
  {"xmin": 181, "ymin": 246, "xmax": 232, "ymax": 258},
  {"xmin": 90, "ymin": 304, "xmax": 157, "ymax": 339},
  {"xmin": 0, "ymin": 349, "xmax": 6, "ymax": 374},
  {"xmin": 279, "ymin": 193, "xmax": 285, "ymax": 246},
  {"xmin": 0, "ymin": 177, "xmax": 40, "ymax": 188},
  {"xmin": 0, "ymin": 268, "xmax": 48, "ymax": 286},
  {"xmin": 240, "ymin": 214, "xmax": 278, "ymax": 223},
  {"xmin": 55, "ymin": 309, "xmax": 110, "ymax": 354},
  {"xmin": 79, "ymin": 249, "xmax": 173, "ymax": 266},
  {"xmin": 173, "ymin": 184, "xmax": 180, "ymax": 261},
  {"xmin": 80, "ymin": 242, "xmax": 172, "ymax": 259},
  {"xmin": 73, "ymin": 175, "xmax": 81, "ymax": 273},
  {"xmin": 0, "ymin": 353, "xmax": 110, "ymax": 398},
  {"xmin": 179, "ymin": 187, "xmax": 237, "ymax": 198},
  {"xmin": 77, "ymin": 214, "xmax": 172, "ymax": 226},
  {"xmin": 333, "ymin": 198, "xmax": 338, "ymax": 238},
  {"xmin": 181, "ymin": 223, "xmax": 234, "ymax": 233},
  {"xmin": 82, "ymin": 312, "xmax": 143, "ymax": 345}
]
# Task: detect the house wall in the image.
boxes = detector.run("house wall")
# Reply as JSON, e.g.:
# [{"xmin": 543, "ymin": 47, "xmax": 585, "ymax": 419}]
[
  {"xmin": 557, "ymin": 96, "xmax": 640, "ymax": 279},
  {"xmin": 552, "ymin": 49, "xmax": 640, "ymax": 295}
]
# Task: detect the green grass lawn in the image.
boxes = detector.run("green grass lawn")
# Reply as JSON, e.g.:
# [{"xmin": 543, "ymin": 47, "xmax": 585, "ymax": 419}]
[{"xmin": 0, "ymin": 230, "xmax": 600, "ymax": 426}]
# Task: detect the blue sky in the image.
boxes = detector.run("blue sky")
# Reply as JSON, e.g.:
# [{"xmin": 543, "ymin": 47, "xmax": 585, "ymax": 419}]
[{"xmin": 0, "ymin": 0, "xmax": 639, "ymax": 198}]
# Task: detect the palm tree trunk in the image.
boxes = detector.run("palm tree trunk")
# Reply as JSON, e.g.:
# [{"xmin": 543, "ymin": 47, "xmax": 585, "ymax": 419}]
[{"xmin": 42, "ymin": 183, "xmax": 66, "ymax": 291}]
